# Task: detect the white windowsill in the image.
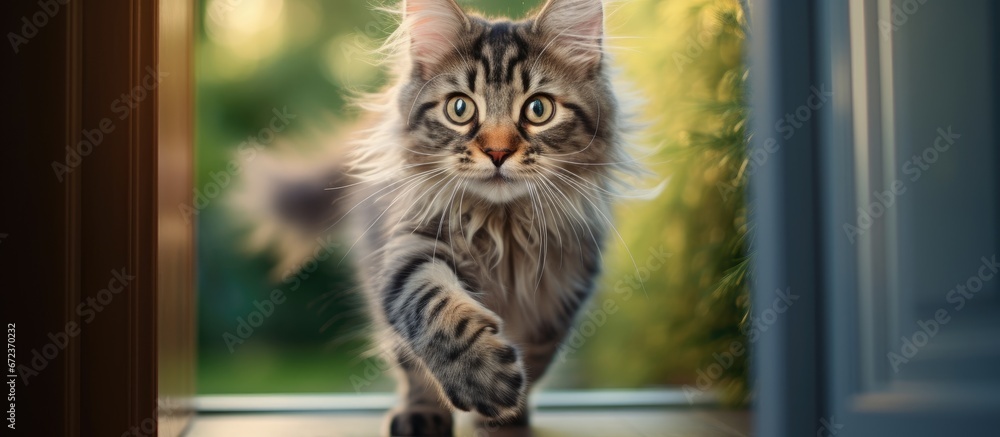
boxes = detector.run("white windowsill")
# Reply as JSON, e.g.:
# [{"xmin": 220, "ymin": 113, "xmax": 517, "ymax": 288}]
[{"xmin": 195, "ymin": 389, "xmax": 718, "ymax": 414}]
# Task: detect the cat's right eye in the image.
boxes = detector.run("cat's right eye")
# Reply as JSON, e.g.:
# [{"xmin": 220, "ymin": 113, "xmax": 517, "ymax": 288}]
[{"xmin": 444, "ymin": 94, "xmax": 476, "ymax": 125}]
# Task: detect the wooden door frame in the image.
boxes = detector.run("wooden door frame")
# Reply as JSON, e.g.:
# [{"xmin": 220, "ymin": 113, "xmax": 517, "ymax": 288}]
[{"xmin": 3, "ymin": 1, "xmax": 195, "ymax": 435}]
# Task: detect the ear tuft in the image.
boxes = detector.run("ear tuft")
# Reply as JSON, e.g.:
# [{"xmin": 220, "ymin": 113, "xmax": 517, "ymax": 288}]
[
  {"xmin": 405, "ymin": 0, "xmax": 468, "ymax": 69},
  {"xmin": 534, "ymin": 0, "xmax": 604, "ymax": 68}
]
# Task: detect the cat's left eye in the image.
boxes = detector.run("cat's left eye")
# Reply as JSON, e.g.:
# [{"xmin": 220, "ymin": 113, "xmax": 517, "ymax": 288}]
[
  {"xmin": 522, "ymin": 95, "xmax": 555, "ymax": 125},
  {"xmin": 445, "ymin": 94, "xmax": 476, "ymax": 125}
]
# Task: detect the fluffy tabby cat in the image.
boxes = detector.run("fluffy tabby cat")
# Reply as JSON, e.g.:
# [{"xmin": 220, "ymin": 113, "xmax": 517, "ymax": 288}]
[{"xmin": 240, "ymin": 0, "xmax": 643, "ymax": 434}]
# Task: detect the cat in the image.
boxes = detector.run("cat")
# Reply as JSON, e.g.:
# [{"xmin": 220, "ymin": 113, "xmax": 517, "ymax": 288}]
[{"xmin": 237, "ymin": 0, "xmax": 644, "ymax": 435}]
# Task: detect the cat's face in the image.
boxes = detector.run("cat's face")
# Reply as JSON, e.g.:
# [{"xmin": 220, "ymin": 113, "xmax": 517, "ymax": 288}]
[{"xmin": 397, "ymin": 0, "xmax": 615, "ymax": 203}]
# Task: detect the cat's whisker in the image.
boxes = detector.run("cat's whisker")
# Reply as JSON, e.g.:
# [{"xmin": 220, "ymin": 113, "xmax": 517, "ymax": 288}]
[
  {"xmin": 400, "ymin": 147, "xmax": 450, "ymax": 157},
  {"xmin": 544, "ymin": 155, "xmax": 661, "ymax": 167},
  {"xmin": 372, "ymin": 168, "xmax": 448, "ymax": 204},
  {"xmin": 533, "ymin": 177, "xmax": 569, "ymax": 269},
  {"xmin": 326, "ymin": 321, "xmax": 371, "ymax": 349},
  {"xmin": 535, "ymin": 182, "xmax": 563, "ymax": 244},
  {"xmin": 549, "ymin": 164, "xmax": 660, "ymax": 201},
  {"xmin": 337, "ymin": 169, "xmax": 447, "ymax": 265},
  {"xmin": 322, "ymin": 167, "xmax": 447, "ymax": 233},
  {"xmin": 526, "ymin": 182, "xmax": 547, "ymax": 295},
  {"xmin": 325, "ymin": 161, "xmax": 448, "ymax": 191},
  {"xmin": 340, "ymin": 171, "xmax": 442, "ymax": 265},
  {"xmin": 605, "ymin": 45, "xmax": 642, "ymax": 54},
  {"xmin": 393, "ymin": 170, "xmax": 457, "ymax": 235},
  {"xmin": 432, "ymin": 174, "xmax": 463, "ymax": 259},
  {"xmin": 542, "ymin": 164, "xmax": 619, "ymax": 197},
  {"xmin": 398, "ymin": 171, "xmax": 457, "ymax": 249},
  {"xmin": 542, "ymin": 167, "xmax": 648, "ymax": 299},
  {"xmin": 545, "ymin": 179, "xmax": 589, "ymax": 247},
  {"xmin": 377, "ymin": 172, "xmax": 447, "ymax": 229},
  {"xmin": 454, "ymin": 179, "xmax": 490, "ymax": 274},
  {"xmin": 308, "ymin": 286, "xmax": 356, "ymax": 313},
  {"xmin": 544, "ymin": 160, "xmax": 665, "ymax": 198},
  {"xmin": 530, "ymin": 174, "xmax": 569, "ymax": 249},
  {"xmin": 531, "ymin": 167, "xmax": 606, "ymax": 267},
  {"xmin": 319, "ymin": 311, "xmax": 353, "ymax": 333},
  {"xmin": 538, "ymin": 184, "xmax": 552, "ymax": 292},
  {"xmin": 445, "ymin": 180, "xmax": 469, "ymax": 271},
  {"xmin": 315, "ymin": 294, "xmax": 344, "ymax": 316}
]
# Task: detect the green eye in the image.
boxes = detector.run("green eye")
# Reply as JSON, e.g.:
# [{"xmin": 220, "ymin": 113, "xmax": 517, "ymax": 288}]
[
  {"xmin": 523, "ymin": 95, "xmax": 555, "ymax": 125},
  {"xmin": 445, "ymin": 95, "xmax": 476, "ymax": 125}
]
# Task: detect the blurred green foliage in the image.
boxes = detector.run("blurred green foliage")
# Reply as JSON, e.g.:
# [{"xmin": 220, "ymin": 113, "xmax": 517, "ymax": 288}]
[
  {"xmin": 195, "ymin": 0, "xmax": 385, "ymax": 394},
  {"xmin": 195, "ymin": 0, "xmax": 749, "ymax": 402},
  {"xmin": 580, "ymin": 0, "xmax": 750, "ymax": 405}
]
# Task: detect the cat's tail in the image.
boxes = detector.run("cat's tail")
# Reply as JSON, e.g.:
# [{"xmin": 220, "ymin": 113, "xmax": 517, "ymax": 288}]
[{"xmin": 228, "ymin": 139, "xmax": 357, "ymax": 279}]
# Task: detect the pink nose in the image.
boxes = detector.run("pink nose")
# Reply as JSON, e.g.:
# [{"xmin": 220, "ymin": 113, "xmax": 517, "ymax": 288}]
[{"xmin": 483, "ymin": 149, "xmax": 513, "ymax": 167}]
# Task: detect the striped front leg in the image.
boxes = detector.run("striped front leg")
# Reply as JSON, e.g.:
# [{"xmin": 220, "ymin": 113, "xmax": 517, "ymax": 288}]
[{"xmin": 381, "ymin": 235, "xmax": 527, "ymax": 423}]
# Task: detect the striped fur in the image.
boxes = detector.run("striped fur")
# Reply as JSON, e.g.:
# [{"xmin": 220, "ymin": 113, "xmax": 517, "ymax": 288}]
[{"xmin": 239, "ymin": 0, "xmax": 645, "ymax": 435}]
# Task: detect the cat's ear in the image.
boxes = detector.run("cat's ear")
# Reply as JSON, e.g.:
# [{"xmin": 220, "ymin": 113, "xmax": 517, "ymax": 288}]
[
  {"xmin": 533, "ymin": 0, "xmax": 604, "ymax": 68},
  {"xmin": 405, "ymin": 0, "xmax": 468, "ymax": 69}
]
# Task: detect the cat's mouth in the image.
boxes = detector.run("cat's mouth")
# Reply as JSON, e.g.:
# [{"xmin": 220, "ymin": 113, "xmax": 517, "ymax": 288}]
[
  {"xmin": 485, "ymin": 172, "xmax": 514, "ymax": 184},
  {"xmin": 464, "ymin": 169, "xmax": 531, "ymax": 203},
  {"xmin": 470, "ymin": 167, "xmax": 517, "ymax": 184}
]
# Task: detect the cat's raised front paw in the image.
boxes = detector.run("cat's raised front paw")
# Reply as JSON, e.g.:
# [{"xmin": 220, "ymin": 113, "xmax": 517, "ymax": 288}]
[{"xmin": 438, "ymin": 336, "xmax": 527, "ymax": 421}]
